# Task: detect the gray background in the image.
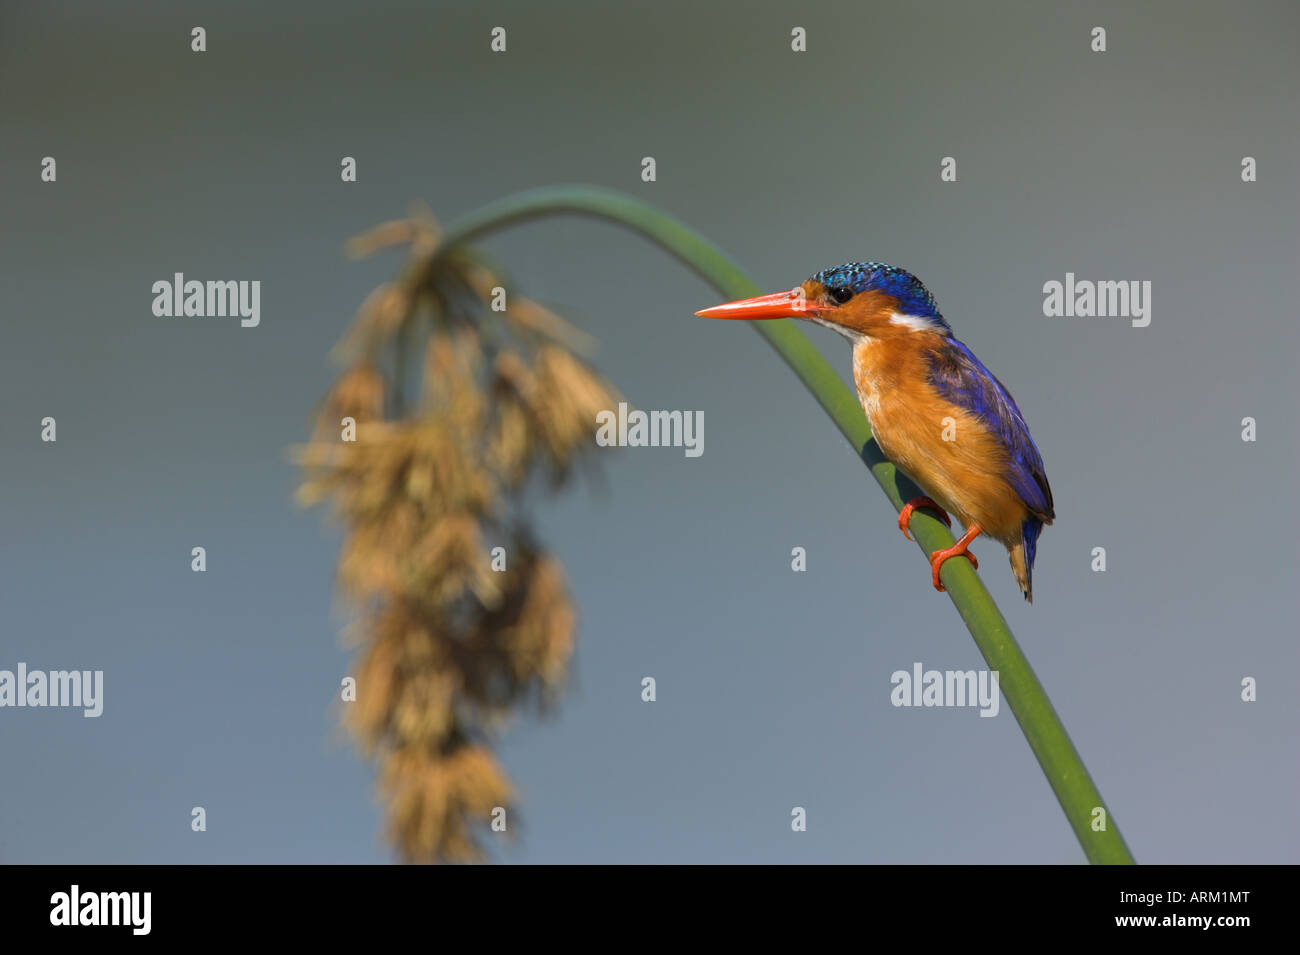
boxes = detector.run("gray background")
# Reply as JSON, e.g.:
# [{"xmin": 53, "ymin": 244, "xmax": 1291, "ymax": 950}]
[{"xmin": 1, "ymin": 0, "xmax": 1296, "ymax": 863}]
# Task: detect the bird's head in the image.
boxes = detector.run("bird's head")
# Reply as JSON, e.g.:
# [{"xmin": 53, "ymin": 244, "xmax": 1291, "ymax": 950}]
[{"xmin": 696, "ymin": 261, "xmax": 949, "ymax": 341}]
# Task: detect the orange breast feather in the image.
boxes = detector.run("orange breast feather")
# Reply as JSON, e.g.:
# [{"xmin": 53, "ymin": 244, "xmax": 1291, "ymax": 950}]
[{"xmin": 852, "ymin": 336, "xmax": 1028, "ymax": 543}]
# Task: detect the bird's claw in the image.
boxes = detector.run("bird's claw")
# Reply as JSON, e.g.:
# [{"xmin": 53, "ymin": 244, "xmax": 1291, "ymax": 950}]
[
  {"xmin": 928, "ymin": 545, "xmax": 978, "ymax": 592},
  {"xmin": 898, "ymin": 496, "xmax": 951, "ymax": 541}
]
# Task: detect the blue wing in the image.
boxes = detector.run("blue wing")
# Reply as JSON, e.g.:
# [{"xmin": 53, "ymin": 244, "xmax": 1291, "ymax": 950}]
[{"xmin": 924, "ymin": 337, "xmax": 1054, "ymax": 522}]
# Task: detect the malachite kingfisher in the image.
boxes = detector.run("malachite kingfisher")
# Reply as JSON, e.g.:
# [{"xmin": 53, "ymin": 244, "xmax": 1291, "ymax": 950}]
[{"xmin": 697, "ymin": 262, "xmax": 1054, "ymax": 602}]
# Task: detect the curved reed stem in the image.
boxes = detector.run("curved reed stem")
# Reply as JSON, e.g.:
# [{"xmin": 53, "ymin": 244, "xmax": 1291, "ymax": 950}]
[{"xmin": 436, "ymin": 184, "xmax": 1135, "ymax": 864}]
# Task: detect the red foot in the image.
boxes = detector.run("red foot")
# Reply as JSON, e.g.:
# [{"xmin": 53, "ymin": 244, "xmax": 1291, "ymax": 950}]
[
  {"xmin": 928, "ymin": 523, "xmax": 983, "ymax": 592},
  {"xmin": 898, "ymin": 496, "xmax": 951, "ymax": 541}
]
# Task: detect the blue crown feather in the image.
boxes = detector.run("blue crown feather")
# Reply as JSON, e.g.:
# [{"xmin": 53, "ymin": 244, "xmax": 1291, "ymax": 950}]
[{"xmin": 812, "ymin": 261, "xmax": 948, "ymax": 331}]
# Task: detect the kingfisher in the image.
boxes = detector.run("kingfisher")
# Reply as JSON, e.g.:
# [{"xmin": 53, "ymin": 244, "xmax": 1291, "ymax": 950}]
[{"xmin": 696, "ymin": 262, "xmax": 1054, "ymax": 601}]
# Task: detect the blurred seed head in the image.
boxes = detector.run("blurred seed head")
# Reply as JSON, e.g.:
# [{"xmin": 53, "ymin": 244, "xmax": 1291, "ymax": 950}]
[{"xmin": 297, "ymin": 210, "xmax": 619, "ymax": 863}]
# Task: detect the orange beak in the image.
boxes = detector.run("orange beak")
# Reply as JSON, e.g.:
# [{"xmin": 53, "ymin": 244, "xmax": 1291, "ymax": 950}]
[{"xmin": 695, "ymin": 287, "xmax": 821, "ymax": 321}]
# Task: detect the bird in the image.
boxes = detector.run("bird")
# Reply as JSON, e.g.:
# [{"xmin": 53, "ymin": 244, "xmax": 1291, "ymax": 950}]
[{"xmin": 696, "ymin": 262, "xmax": 1054, "ymax": 601}]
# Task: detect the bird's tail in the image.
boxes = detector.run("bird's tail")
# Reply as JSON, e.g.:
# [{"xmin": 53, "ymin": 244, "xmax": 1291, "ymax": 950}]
[{"xmin": 1009, "ymin": 516, "xmax": 1045, "ymax": 603}]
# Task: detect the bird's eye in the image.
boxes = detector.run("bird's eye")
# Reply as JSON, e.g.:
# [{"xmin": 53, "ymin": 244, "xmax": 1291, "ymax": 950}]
[{"xmin": 830, "ymin": 286, "xmax": 854, "ymax": 305}]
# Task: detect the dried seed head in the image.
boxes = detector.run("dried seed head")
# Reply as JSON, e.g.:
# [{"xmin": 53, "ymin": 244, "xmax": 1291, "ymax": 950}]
[
  {"xmin": 301, "ymin": 215, "xmax": 614, "ymax": 863},
  {"xmin": 313, "ymin": 362, "xmax": 386, "ymax": 441},
  {"xmin": 341, "ymin": 283, "xmax": 413, "ymax": 361},
  {"xmin": 531, "ymin": 346, "xmax": 620, "ymax": 478},
  {"xmin": 378, "ymin": 742, "xmax": 513, "ymax": 864},
  {"xmin": 346, "ymin": 219, "xmax": 426, "ymax": 259}
]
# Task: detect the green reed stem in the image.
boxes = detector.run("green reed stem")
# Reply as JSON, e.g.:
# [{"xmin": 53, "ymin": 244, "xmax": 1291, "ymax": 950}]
[{"xmin": 435, "ymin": 184, "xmax": 1134, "ymax": 864}]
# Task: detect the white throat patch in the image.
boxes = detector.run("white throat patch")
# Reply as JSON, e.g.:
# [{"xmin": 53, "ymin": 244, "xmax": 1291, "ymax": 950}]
[
  {"xmin": 888, "ymin": 311, "xmax": 948, "ymax": 334},
  {"xmin": 810, "ymin": 315, "xmax": 865, "ymax": 342}
]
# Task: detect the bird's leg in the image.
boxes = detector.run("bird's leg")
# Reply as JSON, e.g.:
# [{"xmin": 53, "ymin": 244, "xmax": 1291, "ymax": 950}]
[
  {"xmin": 928, "ymin": 523, "xmax": 982, "ymax": 592},
  {"xmin": 898, "ymin": 496, "xmax": 951, "ymax": 541}
]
